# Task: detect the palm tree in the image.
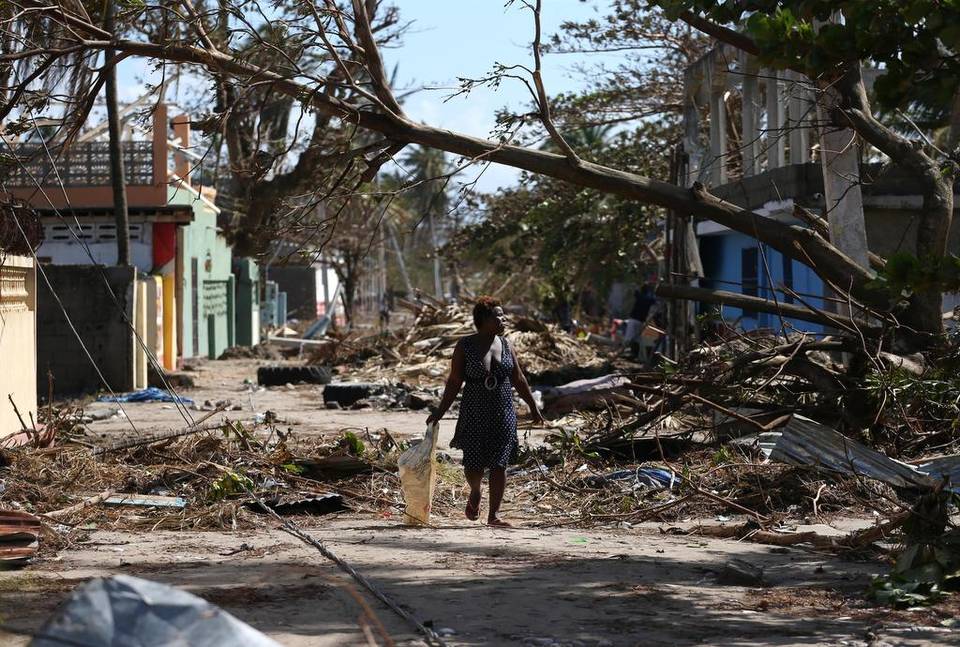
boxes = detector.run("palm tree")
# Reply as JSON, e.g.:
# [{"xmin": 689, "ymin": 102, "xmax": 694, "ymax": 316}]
[
  {"xmin": 403, "ymin": 146, "xmax": 451, "ymax": 299},
  {"xmin": 540, "ymin": 124, "xmax": 616, "ymax": 155}
]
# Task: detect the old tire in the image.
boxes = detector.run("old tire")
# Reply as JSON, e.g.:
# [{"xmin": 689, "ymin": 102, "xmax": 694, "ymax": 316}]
[
  {"xmin": 257, "ymin": 365, "xmax": 332, "ymax": 386},
  {"xmin": 323, "ymin": 382, "xmax": 383, "ymax": 407}
]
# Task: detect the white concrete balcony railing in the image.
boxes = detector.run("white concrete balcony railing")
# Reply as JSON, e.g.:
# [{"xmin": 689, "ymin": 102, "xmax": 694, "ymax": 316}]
[{"xmin": 681, "ymin": 43, "xmax": 881, "ymax": 188}]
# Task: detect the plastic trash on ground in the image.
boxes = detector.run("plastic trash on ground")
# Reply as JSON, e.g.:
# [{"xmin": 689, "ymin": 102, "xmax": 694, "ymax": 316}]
[
  {"xmin": 398, "ymin": 423, "xmax": 440, "ymax": 526},
  {"xmin": 97, "ymin": 386, "xmax": 194, "ymax": 405},
  {"xmin": 29, "ymin": 574, "xmax": 280, "ymax": 647},
  {"xmin": 585, "ymin": 467, "xmax": 680, "ymax": 491}
]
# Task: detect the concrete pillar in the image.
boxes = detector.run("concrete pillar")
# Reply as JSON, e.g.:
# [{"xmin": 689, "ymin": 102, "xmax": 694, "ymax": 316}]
[
  {"xmin": 226, "ymin": 274, "xmax": 236, "ymax": 348},
  {"xmin": 172, "ymin": 114, "xmax": 191, "ymax": 185},
  {"xmin": 741, "ymin": 71, "xmax": 760, "ymax": 176},
  {"xmin": 277, "ymin": 291, "xmax": 287, "ymax": 326},
  {"xmin": 682, "ymin": 96, "xmax": 702, "ymax": 185},
  {"xmin": 144, "ymin": 276, "xmax": 163, "ymax": 368},
  {"xmin": 787, "ymin": 71, "xmax": 811, "ymax": 164},
  {"xmin": 817, "ymin": 84, "xmax": 870, "ymax": 270},
  {"xmin": 162, "ymin": 273, "xmax": 178, "ymax": 370},
  {"xmin": 321, "ymin": 261, "xmax": 330, "ymax": 314},
  {"xmin": 0, "ymin": 255, "xmax": 37, "ymax": 435},
  {"xmin": 765, "ymin": 71, "xmax": 785, "ymax": 168},
  {"xmin": 152, "ymin": 103, "xmax": 168, "ymax": 187},
  {"xmin": 709, "ymin": 87, "xmax": 728, "ymax": 185},
  {"xmin": 233, "ymin": 259, "xmax": 259, "ymax": 347},
  {"xmin": 134, "ymin": 279, "xmax": 148, "ymax": 389}
]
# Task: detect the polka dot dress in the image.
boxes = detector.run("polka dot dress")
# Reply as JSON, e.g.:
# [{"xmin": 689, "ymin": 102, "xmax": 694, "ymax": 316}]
[{"xmin": 451, "ymin": 335, "xmax": 518, "ymax": 470}]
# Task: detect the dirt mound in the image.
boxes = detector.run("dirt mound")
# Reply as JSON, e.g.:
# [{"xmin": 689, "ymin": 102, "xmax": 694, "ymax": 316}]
[{"xmin": 218, "ymin": 344, "xmax": 282, "ymax": 361}]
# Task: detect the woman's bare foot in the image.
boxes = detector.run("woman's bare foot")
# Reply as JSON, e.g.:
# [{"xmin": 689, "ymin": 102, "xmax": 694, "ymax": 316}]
[
  {"xmin": 465, "ymin": 491, "xmax": 481, "ymax": 521},
  {"xmin": 487, "ymin": 516, "xmax": 512, "ymax": 527}
]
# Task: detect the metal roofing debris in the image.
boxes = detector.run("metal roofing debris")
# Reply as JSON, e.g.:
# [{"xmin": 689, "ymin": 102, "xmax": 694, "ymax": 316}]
[
  {"xmin": 244, "ymin": 492, "xmax": 347, "ymax": 516},
  {"xmin": 0, "ymin": 509, "xmax": 41, "ymax": 568},
  {"xmin": 760, "ymin": 415, "xmax": 960, "ymax": 492}
]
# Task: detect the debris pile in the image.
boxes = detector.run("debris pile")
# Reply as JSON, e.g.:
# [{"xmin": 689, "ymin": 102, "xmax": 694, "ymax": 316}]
[
  {"xmin": 3, "ymin": 311, "xmax": 960, "ymax": 611},
  {"xmin": 0, "ymin": 419, "xmax": 444, "ymax": 543},
  {"xmin": 219, "ymin": 344, "xmax": 283, "ymax": 361},
  {"xmin": 307, "ymin": 298, "xmax": 609, "ymax": 386},
  {"xmin": 495, "ymin": 326, "xmax": 960, "ymax": 597}
]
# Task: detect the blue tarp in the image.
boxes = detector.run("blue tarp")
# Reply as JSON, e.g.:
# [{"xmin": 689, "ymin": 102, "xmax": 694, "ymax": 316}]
[
  {"xmin": 605, "ymin": 467, "xmax": 681, "ymax": 490},
  {"xmin": 97, "ymin": 387, "xmax": 193, "ymax": 404},
  {"xmin": 584, "ymin": 467, "xmax": 681, "ymax": 490}
]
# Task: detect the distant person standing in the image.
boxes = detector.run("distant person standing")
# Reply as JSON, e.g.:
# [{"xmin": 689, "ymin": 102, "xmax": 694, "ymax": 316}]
[
  {"xmin": 622, "ymin": 285, "xmax": 656, "ymax": 359},
  {"xmin": 379, "ymin": 293, "xmax": 391, "ymax": 330},
  {"xmin": 552, "ymin": 297, "xmax": 573, "ymax": 332}
]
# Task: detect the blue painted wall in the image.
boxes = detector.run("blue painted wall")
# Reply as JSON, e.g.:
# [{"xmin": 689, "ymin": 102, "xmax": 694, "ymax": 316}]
[{"xmin": 699, "ymin": 231, "xmax": 825, "ymax": 334}]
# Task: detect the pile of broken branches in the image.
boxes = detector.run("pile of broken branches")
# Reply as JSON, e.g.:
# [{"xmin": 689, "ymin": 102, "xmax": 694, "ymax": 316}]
[{"xmin": 309, "ymin": 297, "xmax": 608, "ymax": 385}]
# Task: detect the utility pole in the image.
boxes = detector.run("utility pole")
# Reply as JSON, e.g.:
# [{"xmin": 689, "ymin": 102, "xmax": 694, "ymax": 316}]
[
  {"xmin": 386, "ymin": 220, "xmax": 414, "ymax": 300},
  {"xmin": 427, "ymin": 211, "xmax": 443, "ymax": 300},
  {"xmin": 378, "ymin": 227, "xmax": 387, "ymax": 302},
  {"xmin": 103, "ymin": 0, "xmax": 130, "ymax": 265}
]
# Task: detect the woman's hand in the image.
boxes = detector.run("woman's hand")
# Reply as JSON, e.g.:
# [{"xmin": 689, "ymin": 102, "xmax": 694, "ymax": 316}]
[
  {"xmin": 426, "ymin": 410, "xmax": 441, "ymax": 426},
  {"xmin": 530, "ymin": 410, "xmax": 546, "ymax": 426}
]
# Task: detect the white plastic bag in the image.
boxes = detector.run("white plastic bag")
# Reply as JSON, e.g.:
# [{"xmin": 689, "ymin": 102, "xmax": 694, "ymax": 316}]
[{"xmin": 397, "ymin": 423, "xmax": 440, "ymax": 525}]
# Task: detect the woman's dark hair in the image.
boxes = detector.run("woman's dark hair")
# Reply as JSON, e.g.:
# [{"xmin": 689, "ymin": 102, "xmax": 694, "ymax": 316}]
[{"xmin": 473, "ymin": 296, "xmax": 501, "ymax": 328}]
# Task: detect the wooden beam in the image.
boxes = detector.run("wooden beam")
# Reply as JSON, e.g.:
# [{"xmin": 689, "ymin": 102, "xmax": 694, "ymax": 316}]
[{"xmin": 655, "ymin": 283, "xmax": 880, "ymax": 336}]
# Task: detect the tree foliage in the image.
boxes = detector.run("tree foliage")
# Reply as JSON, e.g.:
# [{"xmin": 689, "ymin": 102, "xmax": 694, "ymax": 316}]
[
  {"xmin": 454, "ymin": 123, "xmax": 669, "ymax": 307},
  {"xmin": 450, "ymin": 2, "xmax": 705, "ymax": 310},
  {"xmin": 548, "ymin": 1, "xmax": 708, "ymax": 128},
  {"xmin": 2, "ymin": 0, "xmax": 958, "ymax": 337}
]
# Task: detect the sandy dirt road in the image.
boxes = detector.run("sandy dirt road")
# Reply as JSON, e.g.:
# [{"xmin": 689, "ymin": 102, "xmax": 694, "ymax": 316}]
[{"xmin": 1, "ymin": 359, "xmax": 955, "ymax": 646}]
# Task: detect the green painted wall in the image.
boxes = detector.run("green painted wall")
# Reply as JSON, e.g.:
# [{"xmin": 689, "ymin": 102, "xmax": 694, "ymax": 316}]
[{"xmin": 169, "ymin": 186, "xmax": 233, "ymax": 359}]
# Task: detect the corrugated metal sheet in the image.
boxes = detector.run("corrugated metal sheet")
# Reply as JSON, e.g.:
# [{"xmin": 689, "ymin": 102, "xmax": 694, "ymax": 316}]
[
  {"xmin": 915, "ymin": 455, "xmax": 960, "ymax": 489},
  {"xmin": 760, "ymin": 415, "xmax": 960, "ymax": 491},
  {"xmin": 0, "ymin": 509, "xmax": 41, "ymax": 567}
]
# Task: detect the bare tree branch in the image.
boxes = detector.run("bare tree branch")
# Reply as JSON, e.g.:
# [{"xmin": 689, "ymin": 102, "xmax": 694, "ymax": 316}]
[
  {"xmin": 528, "ymin": 0, "xmax": 580, "ymax": 164},
  {"xmin": 656, "ymin": 283, "xmax": 881, "ymax": 337},
  {"xmin": 349, "ymin": 0, "xmax": 404, "ymax": 117},
  {"xmin": 4, "ymin": 0, "xmax": 884, "ymax": 310},
  {"xmin": 676, "ymin": 9, "xmax": 760, "ymax": 56}
]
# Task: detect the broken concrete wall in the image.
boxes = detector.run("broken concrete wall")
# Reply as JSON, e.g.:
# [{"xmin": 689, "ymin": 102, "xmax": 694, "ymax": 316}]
[
  {"xmin": 0, "ymin": 254, "xmax": 37, "ymax": 435},
  {"xmin": 36, "ymin": 265, "xmax": 136, "ymax": 397}
]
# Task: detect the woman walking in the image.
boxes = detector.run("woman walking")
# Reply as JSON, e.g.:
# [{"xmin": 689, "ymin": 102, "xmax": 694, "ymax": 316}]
[{"xmin": 427, "ymin": 296, "xmax": 545, "ymax": 526}]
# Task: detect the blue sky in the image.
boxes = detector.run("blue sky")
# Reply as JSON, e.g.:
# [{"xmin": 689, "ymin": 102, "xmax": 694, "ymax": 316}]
[
  {"xmin": 383, "ymin": 1, "xmax": 609, "ymax": 191},
  {"xmin": 117, "ymin": 1, "xmax": 616, "ymax": 193}
]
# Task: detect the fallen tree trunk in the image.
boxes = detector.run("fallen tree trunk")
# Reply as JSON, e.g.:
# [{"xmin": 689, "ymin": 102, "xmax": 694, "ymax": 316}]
[
  {"xmin": 656, "ymin": 283, "xmax": 882, "ymax": 336},
  {"xmin": 12, "ymin": 1, "xmax": 888, "ymax": 315},
  {"xmin": 539, "ymin": 374, "xmax": 632, "ymax": 417},
  {"xmin": 794, "ymin": 205, "xmax": 887, "ymax": 271},
  {"xmin": 695, "ymin": 509, "xmax": 910, "ymax": 550},
  {"xmin": 42, "ymin": 490, "xmax": 114, "ymax": 520}
]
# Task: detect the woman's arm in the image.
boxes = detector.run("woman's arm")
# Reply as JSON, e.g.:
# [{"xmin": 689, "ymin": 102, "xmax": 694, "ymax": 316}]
[
  {"xmin": 426, "ymin": 341, "xmax": 466, "ymax": 425},
  {"xmin": 509, "ymin": 341, "xmax": 545, "ymax": 425}
]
